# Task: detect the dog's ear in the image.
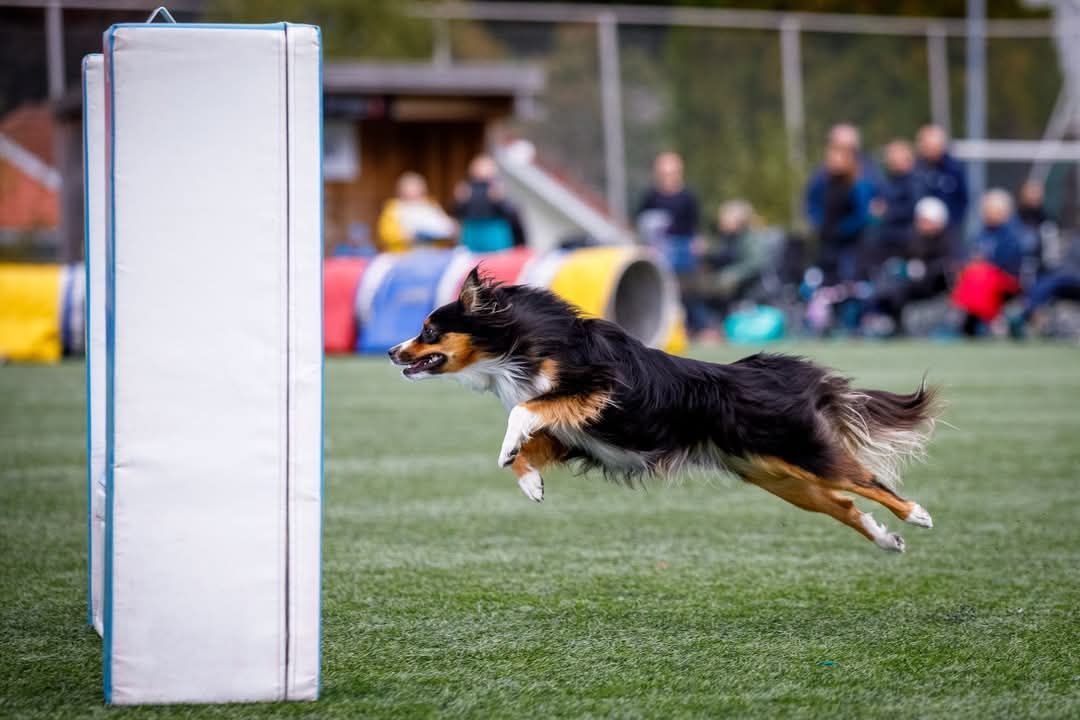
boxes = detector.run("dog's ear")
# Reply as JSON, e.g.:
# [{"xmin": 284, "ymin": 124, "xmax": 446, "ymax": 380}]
[{"xmin": 459, "ymin": 266, "xmax": 494, "ymax": 314}]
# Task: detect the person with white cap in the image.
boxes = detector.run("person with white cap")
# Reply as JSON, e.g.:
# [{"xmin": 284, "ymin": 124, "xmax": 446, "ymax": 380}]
[{"xmin": 868, "ymin": 196, "xmax": 956, "ymax": 334}]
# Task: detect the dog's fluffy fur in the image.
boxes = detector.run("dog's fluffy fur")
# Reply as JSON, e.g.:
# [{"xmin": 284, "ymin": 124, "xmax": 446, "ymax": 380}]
[{"xmin": 389, "ymin": 267, "xmax": 942, "ymax": 551}]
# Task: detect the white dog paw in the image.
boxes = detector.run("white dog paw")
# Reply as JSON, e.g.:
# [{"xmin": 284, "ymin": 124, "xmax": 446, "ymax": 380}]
[
  {"xmin": 861, "ymin": 512, "xmax": 906, "ymax": 553},
  {"xmin": 905, "ymin": 503, "xmax": 933, "ymax": 528},
  {"xmin": 517, "ymin": 470, "xmax": 544, "ymax": 502},
  {"xmin": 878, "ymin": 532, "xmax": 906, "ymax": 553},
  {"xmin": 498, "ymin": 406, "xmax": 539, "ymax": 467}
]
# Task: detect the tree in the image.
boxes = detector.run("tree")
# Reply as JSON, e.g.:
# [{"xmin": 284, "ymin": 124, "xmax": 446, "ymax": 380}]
[{"xmin": 207, "ymin": 0, "xmax": 434, "ymax": 59}]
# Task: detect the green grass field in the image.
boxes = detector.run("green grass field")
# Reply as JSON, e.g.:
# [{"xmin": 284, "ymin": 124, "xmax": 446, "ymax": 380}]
[{"xmin": 1, "ymin": 343, "xmax": 1078, "ymax": 719}]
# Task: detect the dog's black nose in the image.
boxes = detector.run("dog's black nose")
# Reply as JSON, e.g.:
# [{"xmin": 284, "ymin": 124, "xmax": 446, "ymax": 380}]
[{"xmin": 387, "ymin": 348, "xmax": 396, "ymax": 359}]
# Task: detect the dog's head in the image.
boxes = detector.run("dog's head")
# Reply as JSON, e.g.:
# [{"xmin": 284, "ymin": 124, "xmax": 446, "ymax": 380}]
[{"xmin": 388, "ymin": 267, "xmax": 516, "ymax": 379}]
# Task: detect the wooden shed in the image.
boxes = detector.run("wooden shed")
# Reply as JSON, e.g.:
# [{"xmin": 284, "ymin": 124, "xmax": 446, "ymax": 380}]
[{"xmin": 321, "ymin": 62, "xmax": 545, "ymax": 252}]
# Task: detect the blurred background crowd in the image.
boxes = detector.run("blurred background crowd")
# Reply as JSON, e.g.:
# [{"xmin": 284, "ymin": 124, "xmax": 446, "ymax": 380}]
[
  {"xmin": 637, "ymin": 121, "xmax": 1079, "ymax": 341},
  {"xmin": 3, "ymin": 0, "xmax": 1080, "ymax": 351}
]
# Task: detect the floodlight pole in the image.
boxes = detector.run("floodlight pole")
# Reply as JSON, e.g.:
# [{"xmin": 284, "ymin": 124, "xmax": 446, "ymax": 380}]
[
  {"xmin": 597, "ymin": 11, "xmax": 628, "ymax": 223},
  {"xmin": 966, "ymin": 0, "xmax": 988, "ymax": 229}
]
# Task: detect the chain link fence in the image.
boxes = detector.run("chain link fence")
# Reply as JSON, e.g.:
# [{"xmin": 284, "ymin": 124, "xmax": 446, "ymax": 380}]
[{"xmin": 422, "ymin": 4, "xmax": 1070, "ymax": 230}]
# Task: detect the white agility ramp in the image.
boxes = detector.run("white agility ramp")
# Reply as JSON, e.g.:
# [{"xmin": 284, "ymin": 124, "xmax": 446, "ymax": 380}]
[{"xmin": 84, "ymin": 15, "xmax": 322, "ymax": 705}]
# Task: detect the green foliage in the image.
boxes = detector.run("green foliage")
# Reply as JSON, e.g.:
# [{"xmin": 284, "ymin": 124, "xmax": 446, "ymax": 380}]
[
  {"xmin": 663, "ymin": 28, "xmax": 793, "ymax": 223},
  {"xmin": 206, "ymin": 0, "xmax": 434, "ymax": 59},
  {"xmin": 669, "ymin": 0, "xmax": 1046, "ymax": 19},
  {"xmin": 657, "ymin": 3, "xmax": 1059, "ymax": 224},
  {"xmin": 521, "ymin": 25, "xmax": 606, "ymax": 195}
]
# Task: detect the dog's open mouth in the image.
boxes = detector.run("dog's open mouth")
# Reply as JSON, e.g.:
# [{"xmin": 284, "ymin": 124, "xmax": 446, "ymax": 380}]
[{"xmin": 401, "ymin": 353, "xmax": 446, "ymax": 376}]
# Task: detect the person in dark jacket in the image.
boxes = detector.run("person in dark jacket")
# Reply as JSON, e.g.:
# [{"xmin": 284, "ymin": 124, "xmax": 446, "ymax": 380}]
[
  {"xmin": 817, "ymin": 144, "xmax": 875, "ymax": 284},
  {"xmin": 452, "ymin": 154, "xmax": 526, "ymax": 250},
  {"xmin": 637, "ymin": 151, "xmax": 701, "ymax": 273},
  {"xmin": 804, "ymin": 123, "xmax": 882, "ymax": 231},
  {"xmin": 1015, "ymin": 231, "xmax": 1080, "ymax": 333},
  {"xmin": 875, "ymin": 140, "xmax": 922, "ymax": 263},
  {"xmin": 1016, "ymin": 179, "xmax": 1053, "ymax": 281},
  {"xmin": 870, "ymin": 196, "xmax": 953, "ymax": 333},
  {"xmin": 1017, "ymin": 179, "xmax": 1049, "ymax": 230},
  {"xmin": 637, "ymin": 152, "xmax": 709, "ymax": 335},
  {"xmin": 972, "ymin": 189, "xmax": 1023, "ymax": 278},
  {"xmin": 915, "ymin": 124, "xmax": 968, "ymax": 231},
  {"xmin": 952, "ymin": 189, "xmax": 1023, "ymax": 335}
]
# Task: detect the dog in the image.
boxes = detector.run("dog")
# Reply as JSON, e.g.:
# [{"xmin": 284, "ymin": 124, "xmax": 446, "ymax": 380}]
[{"xmin": 389, "ymin": 267, "xmax": 941, "ymax": 552}]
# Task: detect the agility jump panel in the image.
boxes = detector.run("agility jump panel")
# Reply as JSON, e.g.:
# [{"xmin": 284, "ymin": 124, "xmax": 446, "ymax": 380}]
[{"xmin": 96, "ymin": 22, "xmax": 322, "ymax": 704}]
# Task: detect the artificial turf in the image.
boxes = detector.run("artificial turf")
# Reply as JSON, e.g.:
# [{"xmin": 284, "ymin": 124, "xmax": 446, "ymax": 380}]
[{"xmin": 1, "ymin": 342, "xmax": 1078, "ymax": 719}]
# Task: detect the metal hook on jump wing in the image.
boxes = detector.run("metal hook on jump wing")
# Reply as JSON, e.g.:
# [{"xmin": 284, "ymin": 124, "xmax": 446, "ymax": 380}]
[{"xmin": 146, "ymin": 6, "xmax": 176, "ymax": 24}]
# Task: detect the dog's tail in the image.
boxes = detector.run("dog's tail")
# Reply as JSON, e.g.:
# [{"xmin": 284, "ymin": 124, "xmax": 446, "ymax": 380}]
[{"xmin": 826, "ymin": 379, "xmax": 943, "ymax": 491}]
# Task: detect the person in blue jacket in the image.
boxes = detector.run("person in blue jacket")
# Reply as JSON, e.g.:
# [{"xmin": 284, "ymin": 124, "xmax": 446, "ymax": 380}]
[
  {"xmin": 816, "ymin": 143, "xmax": 875, "ymax": 284},
  {"xmin": 915, "ymin": 124, "xmax": 968, "ymax": 232},
  {"xmin": 972, "ymin": 189, "xmax": 1023, "ymax": 278},
  {"xmin": 804, "ymin": 123, "xmax": 882, "ymax": 231}
]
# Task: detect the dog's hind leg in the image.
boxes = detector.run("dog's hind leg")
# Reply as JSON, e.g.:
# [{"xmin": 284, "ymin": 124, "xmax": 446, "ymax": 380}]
[
  {"xmin": 823, "ymin": 457, "xmax": 933, "ymax": 528},
  {"xmin": 510, "ymin": 432, "xmax": 566, "ymax": 503},
  {"xmin": 739, "ymin": 456, "xmax": 907, "ymax": 552},
  {"xmin": 831, "ymin": 477, "xmax": 933, "ymax": 528}
]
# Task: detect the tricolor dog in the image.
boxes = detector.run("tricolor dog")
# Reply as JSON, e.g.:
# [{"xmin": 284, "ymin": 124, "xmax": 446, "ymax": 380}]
[{"xmin": 390, "ymin": 268, "xmax": 940, "ymax": 552}]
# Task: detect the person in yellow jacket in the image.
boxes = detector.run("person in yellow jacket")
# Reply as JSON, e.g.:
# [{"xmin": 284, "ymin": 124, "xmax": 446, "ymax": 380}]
[{"xmin": 376, "ymin": 172, "xmax": 457, "ymax": 253}]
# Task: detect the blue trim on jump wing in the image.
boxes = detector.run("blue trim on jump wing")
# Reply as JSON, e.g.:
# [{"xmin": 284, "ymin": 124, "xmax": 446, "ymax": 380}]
[
  {"xmin": 316, "ymin": 24, "xmax": 324, "ymax": 697},
  {"xmin": 103, "ymin": 27, "xmax": 117, "ymax": 705},
  {"xmin": 82, "ymin": 54, "xmax": 94, "ymax": 629}
]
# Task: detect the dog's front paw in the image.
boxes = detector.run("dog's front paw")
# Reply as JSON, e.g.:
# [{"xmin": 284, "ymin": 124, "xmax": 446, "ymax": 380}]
[
  {"xmin": 498, "ymin": 445, "xmax": 518, "ymax": 468},
  {"xmin": 517, "ymin": 470, "xmax": 544, "ymax": 502},
  {"xmin": 498, "ymin": 405, "xmax": 539, "ymax": 467}
]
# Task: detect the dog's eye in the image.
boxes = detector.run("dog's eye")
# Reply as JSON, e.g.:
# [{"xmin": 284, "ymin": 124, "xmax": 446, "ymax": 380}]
[{"xmin": 420, "ymin": 327, "xmax": 438, "ymax": 344}]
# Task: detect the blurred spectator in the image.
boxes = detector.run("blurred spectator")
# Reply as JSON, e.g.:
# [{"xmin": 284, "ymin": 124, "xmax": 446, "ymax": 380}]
[
  {"xmin": 699, "ymin": 200, "xmax": 777, "ymax": 314},
  {"xmin": 376, "ymin": 172, "xmax": 457, "ymax": 253},
  {"xmin": 915, "ymin": 124, "xmax": 968, "ymax": 231},
  {"xmin": 1017, "ymin": 179, "xmax": 1049, "ymax": 230},
  {"xmin": 870, "ymin": 197, "xmax": 953, "ymax": 333},
  {"xmin": 875, "ymin": 140, "xmax": 921, "ymax": 262},
  {"xmin": 636, "ymin": 151, "xmax": 707, "ymax": 334},
  {"xmin": 805, "ymin": 123, "xmax": 882, "ymax": 231},
  {"xmin": 952, "ymin": 189, "xmax": 1023, "ymax": 334},
  {"xmin": 1016, "ymin": 179, "xmax": 1053, "ymax": 282},
  {"xmin": 637, "ymin": 152, "xmax": 701, "ymax": 272},
  {"xmin": 973, "ymin": 189, "xmax": 1023, "ymax": 278},
  {"xmin": 1013, "ymin": 230, "xmax": 1080, "ymax": 336},
  {"xmin": 817, "ymin": 144, "xmax": 875, "ymax": 284},
  {"xmin": 453, "ymin": 155, "xmax": 525, "ymax": 252}
]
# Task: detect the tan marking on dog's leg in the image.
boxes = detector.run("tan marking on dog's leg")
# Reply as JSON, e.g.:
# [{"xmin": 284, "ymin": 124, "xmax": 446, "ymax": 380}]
[
  {"xmin": 499, "ymin": 392, "xmax": 610, "ymax": 468},
  {"xmin": 823, "ymin": 457, "xmax": 932, "ymax": 528},
  {"xmin": 509, "ymin": 433, "xmax": 567, "ymax": 503},
  {"xmin": 740, "ymin": 456, "xmax": 906, "ymax": 552}
]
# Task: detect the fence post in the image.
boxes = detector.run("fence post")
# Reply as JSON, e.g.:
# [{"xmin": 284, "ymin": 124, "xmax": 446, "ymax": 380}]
[
  {"xmin": 780, "ymin": 16, "xmax": 806, "ymax": 227},
  {"xmin": 966, "ymin": 0, "xmax": 987, "ymax": 230},
  {"xmin": 597, "ymin": 11, "xmax": 628, "ymax": 223},
  {"xmin": 927, "ymin": 22, "xmax": 951, "ymax": 135},
  {"xmin": 432, "ymin": 17, "xmax": 452, "ymax": 67},
  {"xmin": 45, "ymin": 0, "xmax": 65, "ymax": 100}
]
